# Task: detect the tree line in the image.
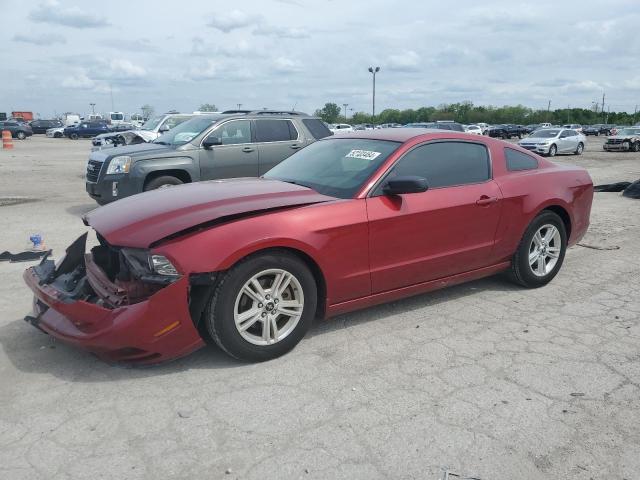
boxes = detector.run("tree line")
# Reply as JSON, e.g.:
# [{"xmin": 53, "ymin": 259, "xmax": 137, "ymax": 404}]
[{"xmin": 314, "ymin": 102, "xmax": 639, "ymax": 126}]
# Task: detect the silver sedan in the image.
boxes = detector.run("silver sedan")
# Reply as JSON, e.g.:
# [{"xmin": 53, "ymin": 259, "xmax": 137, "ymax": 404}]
[{"xmin": 517, "ymin": 128, "xmax": 586, "ymax": 157}]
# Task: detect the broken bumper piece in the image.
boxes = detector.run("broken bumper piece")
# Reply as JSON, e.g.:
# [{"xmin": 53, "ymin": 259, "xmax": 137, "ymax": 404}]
[{"xmin": 23, "ymin": 233, "xmax": 205, "ymax": 365}]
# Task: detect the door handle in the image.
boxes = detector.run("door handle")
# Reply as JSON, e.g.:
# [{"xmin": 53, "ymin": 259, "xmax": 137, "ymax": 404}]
[
  {"xmin": 476, "ymin": 195, "xmax": 498, "ymax": 206},
  {"xmin": 290, "ymin": 144, "xmax": 301, "ymax": 149},
  {"xmin": 242, "ymin": 146, "xmax": 254, "ymax": 153}
]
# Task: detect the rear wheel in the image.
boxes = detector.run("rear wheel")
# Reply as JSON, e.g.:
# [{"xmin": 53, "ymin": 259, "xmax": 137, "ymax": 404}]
[
  {"xmin": 632, "ymin": 142, "xmax": 640, "ymax": 152},
  {"xmin": 575, "ymin": 142, "xmax": 584, "ymax": 155},
  {"xmin": 547, "ymin": 144, "xmax": 557, "ymax": 157},
  {"xmin": 16, "ymin": 131, "xmax": 26, "ymax": 140},
  {"xmin": 143, "ymin": 175, "xmax": 183, "ymax": 191},
  {"xmin": 204, "ymin": 251, "xmax": 317, "ymax": 361},
  {"xmin": 509, "ymin": 211, "xmax": 567, "ymax": 288},
  {"xmin": 54, "ymin": 132, "xmax": 62, "ymax": 138},
  {"xmin": 70, "ymin": 133, "xmax": 79, "ymax": 140}
]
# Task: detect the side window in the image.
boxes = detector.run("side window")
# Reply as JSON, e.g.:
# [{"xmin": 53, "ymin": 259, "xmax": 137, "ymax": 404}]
[
  {"xmin": 255, "ymin": 119, "xmax": 293, "ymax": 142},
  {"xmin": 164, "ymin": 116, "xmax": 189, "ymax": 130},
  {"xmin": 208, "ymin": 120, "xmax": 251, "ymax": 145},
  {"xmin": 560, "ymin": 130, "xmax": 570, "ymax": 138},
  {"xmin": 387, "ymin": 141, "xmax": 490, "ymax": 189},
  {"xmin": 302, "ymin": 119, "xmax": 331, "ymax": 139},
  {"xmin": 505, "ymin": 148, "xmax": 538, "ymax": 171}
]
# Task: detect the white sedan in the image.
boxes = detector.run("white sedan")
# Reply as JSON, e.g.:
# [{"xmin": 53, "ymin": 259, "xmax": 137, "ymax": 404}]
[
  {"xmin": 330, "ymin": 123, "xmax": 354, "ymax": 134},
  {"xmin": 465, "ymin": 125, "xmax": 483, "ymax": 135},
  {"xmin": 46, "ymin": 127, "xmax": 65, "ymax": 138}
]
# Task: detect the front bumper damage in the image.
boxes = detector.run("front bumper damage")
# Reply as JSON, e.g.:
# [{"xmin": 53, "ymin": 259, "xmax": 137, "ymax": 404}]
[{"xmin": 23, "ymin": 233, "xmax": 206, "ymax": 364}]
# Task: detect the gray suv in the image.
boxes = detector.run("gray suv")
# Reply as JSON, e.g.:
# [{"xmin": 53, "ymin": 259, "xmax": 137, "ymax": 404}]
[{"xmin": 85, "ymin": 110, "xmax": 332, "ymax": 204}]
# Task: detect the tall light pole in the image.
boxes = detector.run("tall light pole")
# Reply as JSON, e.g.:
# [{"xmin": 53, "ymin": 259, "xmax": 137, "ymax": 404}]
[
  {"xmin": 89, "ymin": 103, "xmax": 96, "ymax": 115},
  {"xmin": 342, "ymin": 103, "xmax": 349, "ymax": 122},
  {"xmin": 368, "ymin": 66, "xmax": 380, "ymax": 121}
]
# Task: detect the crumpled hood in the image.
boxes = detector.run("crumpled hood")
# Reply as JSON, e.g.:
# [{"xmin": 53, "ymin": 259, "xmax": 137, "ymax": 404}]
[{"xmin": 83, "ymin": 178, "xmax": 336, "ymax": 248}]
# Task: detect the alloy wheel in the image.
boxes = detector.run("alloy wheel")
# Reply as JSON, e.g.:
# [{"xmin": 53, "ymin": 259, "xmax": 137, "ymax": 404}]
[
  {"xmin": 233, "ymin": 268, "xmax": 304, "ymax": 346},
  {"xmin": 528, "ymin": 224, "xmax": 561, "ymax": 277}
]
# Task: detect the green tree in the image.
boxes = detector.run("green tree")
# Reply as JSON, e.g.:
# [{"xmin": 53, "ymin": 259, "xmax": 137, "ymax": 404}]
[
  {"xmin": 314, "ymin": 103, "xmax": 342, "ymax": 123},
  {"xmin": 199, "ymin": 103, "xmax": 218, "ymax": 112}
]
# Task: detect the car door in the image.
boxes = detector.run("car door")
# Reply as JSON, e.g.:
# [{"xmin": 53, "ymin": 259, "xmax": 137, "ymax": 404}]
[
  {"xmin": 558, "ymin": 130, "xmax": 574, "ymax": 152},
  {"xmin": 254, "ymin": 119, "xmax": 304, "ymax": 175},
  {"xmin": 366, "ymin": 140, "xmax": 503, "ymax": 293},
  {"xmin": 198, "ymin": 119, "xmax": 259, "ymax": 180}
]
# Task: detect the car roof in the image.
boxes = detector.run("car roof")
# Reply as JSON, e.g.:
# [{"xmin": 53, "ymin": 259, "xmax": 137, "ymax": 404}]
[{"xmin": 327, "ymin": 127, "xmax": 450, "ymax": 142}]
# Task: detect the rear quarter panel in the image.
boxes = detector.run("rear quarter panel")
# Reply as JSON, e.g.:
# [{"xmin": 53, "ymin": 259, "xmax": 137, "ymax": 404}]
[{"xmin": 491, "ymin": 145, "xmax": 593, "ymax": 262}]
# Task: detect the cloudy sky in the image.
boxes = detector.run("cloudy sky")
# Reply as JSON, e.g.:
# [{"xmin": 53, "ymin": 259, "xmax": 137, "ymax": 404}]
[{"xmin": 1, "ymin": 0, "xmax": 640, "ymax": 118}]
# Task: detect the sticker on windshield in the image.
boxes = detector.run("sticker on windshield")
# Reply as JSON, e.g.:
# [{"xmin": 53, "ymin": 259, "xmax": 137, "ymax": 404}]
[{"xmin": 345, "ymin": 149, "xmax": 381, "ymax": 161}]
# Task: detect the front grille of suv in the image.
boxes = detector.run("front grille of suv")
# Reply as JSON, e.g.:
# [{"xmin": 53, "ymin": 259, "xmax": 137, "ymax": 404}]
[{"xmin": 86, "ymin": 160, "xmax": 103, "ymax": 182}]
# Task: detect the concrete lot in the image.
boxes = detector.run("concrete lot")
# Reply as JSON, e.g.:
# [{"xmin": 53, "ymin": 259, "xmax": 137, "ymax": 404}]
[{"xmin": 1, "ymin": 136, "xmax": 639, "ymax": 480}]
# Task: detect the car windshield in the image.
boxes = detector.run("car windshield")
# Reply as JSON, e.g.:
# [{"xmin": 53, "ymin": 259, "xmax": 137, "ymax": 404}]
[
  {"xmin": 142, "ymin": 115, "xmax": 163, "ymax": 130},
  {"xmin": 617, "ymin": 128, "xmax": 640, "ymax": 136},
  {"xmin": 153, "ymin": 116, "xmax": 217, "ymax": 146},
  {"xmin": 264, "ymin": 138, "xmax": 400, "ymax": 199},
  {"xmin": 530, "ymin": 129, "xmax": 559, "ymax": 138}
]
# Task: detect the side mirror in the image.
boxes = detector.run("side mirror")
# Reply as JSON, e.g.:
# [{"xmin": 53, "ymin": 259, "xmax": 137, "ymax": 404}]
[
  {"xmin": 203, "ymin": 136, "xmax": 222, "ymax": 149},
  {"xmin": 158, "ymin": 124, "xmax": 170, "ymax": 133},
  {"xmin": 382, "ymin": 176, "xmax": 429, "ymax": 195}
]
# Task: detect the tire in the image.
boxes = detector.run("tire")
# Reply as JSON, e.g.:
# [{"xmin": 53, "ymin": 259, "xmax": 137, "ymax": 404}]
[
  {"xmin": 509, "ymin": 211, "xmax": 567, "ymax": 288},
  {"xmin": 575, "ymin": 142, "xmax": 584, "ymax": 155},
  {"xmin": 595, "ymin": 132, "xmax": 599, "ymax": 136},
  {"xmin": 632, "ymin": 142, "xmax": 640, "ymax": 152},
  {"xmin": 70, "ymin": 133, "xmax": 79, "ymax": 140},
  {"xmin": 54, "ymin": 132, "xmax": 62, "ymax": 138},
  {"xmin": 143, "ymin": 175, "xmax": 184, "ymax": 191},
  {"xmin": 547, "ymin": 144, "xmax": 557, "ymax": 157},
  {"xmin": 16, "ymin": 131, "xmax": 27, "ymax": 140},
  {"xmin": 203, "ymin": 251, "xmax": 317, "ymax": 361}
]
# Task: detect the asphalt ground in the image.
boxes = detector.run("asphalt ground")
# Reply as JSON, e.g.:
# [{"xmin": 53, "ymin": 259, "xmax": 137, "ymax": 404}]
[{"xmin": 0, "ymin": 135, "xmax": 639, "ymax": 479}]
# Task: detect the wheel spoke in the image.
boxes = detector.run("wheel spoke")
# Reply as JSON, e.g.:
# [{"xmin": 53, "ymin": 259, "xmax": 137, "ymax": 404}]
[
  {"xmin": 536, "ymin": 256, "xmax": 546, "ymax": 275},
  {"xmin": 275, "ymin": 273, "xmax": 292, "ymax": 297},
  {"xmin": 262, "ymin": 314, "xmax": 271, "ymax": 342},
  {"xmin": 529, "ymin": 249, "xmax": 541, "ymax": 265},
  {"xmin": 533, "ymin": 231, "xmax": 544, "ymax": 248},
  {"xmin": 270, "ymin": 317, "xmax": 279, "ymax": 342},
  {"xmin": 236, "ymin": 307, "xmax": 260, "ymax": 330},
  {"xmin": 250, "ymin": 279, "xmax": 267, "ymax": 300},
  {"xmin": 278, "ymin": 299, "xmax": 303, "ymax": 309},
  {"xmin": 277, "ymin": 306, "xmax": 300, "ymax": 317},
  {"xmin": 546, "ymin": 248, "xmax": 560, "ymax": 259},
  {"xmin": 543, "ymin": 226, "xmax": 557, "ymax": 243}
]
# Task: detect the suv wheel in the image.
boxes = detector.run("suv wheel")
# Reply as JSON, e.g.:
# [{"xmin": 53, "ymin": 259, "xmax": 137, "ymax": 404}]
[
  {"xmin": 509, "ymin": 211, "xmax": 567, "ymax": 288},
  {"xmin": 70, "ymin": 133, "xmax": 79, "ymax": 140},
  {"xmin": 144, "ymin": 175, "xmax": 183, "ymax": 191},
  {"xmin": 204, "ymin": 251, "xmax": 317, "ymax": 361}
]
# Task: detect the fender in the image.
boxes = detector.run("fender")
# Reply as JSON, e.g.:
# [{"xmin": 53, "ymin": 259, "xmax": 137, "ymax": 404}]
[{"xmin": 133, "ymin": 156, "xmax": 201, "ymax": 183}]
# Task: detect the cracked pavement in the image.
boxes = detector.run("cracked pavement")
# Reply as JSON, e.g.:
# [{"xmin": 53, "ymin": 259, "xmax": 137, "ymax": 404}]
[{"xmin": 1, "ymin": 137, "xmax": 639, "ymax": 479}]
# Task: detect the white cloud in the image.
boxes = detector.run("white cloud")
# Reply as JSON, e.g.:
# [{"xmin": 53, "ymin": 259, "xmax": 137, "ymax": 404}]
[
  {"xmin": 207, "ymin": 10, "xmax": 260, "ymax": 32},
  {"xmin": 387, "ymin": 51, "xmax": 420, "ymax": 72},
  {"xmin": 13, "ymin": 33, "xmax": 66, "ymax": 45},
  {"xmin": 253, "ymin": 24, "xmax": 309, "ymax": 39},
  {"xmin": 108, "ymin": 59, "xmax": 146, "ymax": 79},
  {"xmin": 273, "ymin": 57, "xmax": 302, "ymax": 73},
  {"xmin": 61, "ymin": 68, "xmax": 95, "ymax": 89},
  {"xmin": 29, "ymin": 0, "xmax": 109, "ymax": 28}
]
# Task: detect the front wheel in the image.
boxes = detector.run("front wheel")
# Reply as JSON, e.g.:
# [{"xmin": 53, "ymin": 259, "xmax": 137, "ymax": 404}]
[
  {"xmin": 575, "ymin": 142, "xmax": 584, "ymax": 155},
  {"xmin": 54, "ymin": 132, "xmax": 62, "ymax": 138},
  {"xmin": 632, "ymin": 142, "xmax": 640, "ymax": 152},
  {"xmin": 16, "ymin": 131, "xmax": 27, "ymax": 140},
  {"xmin": 547, "ymin": 144, "xmax": 557, "ymax": 157},
  {"xmin": 70, "ymin": 133, "xmax": 79, "ymax": 140},
  {"xmin": 204, "ymin": 251, "xmax": 317, "ymax": 361},
  {"xmin": 143, "ymin": 175, "xmax": 183, "ymax": 191},
  {"xmin": 509, "ymin": 211, "xmax": 567, "ymax": 288}
]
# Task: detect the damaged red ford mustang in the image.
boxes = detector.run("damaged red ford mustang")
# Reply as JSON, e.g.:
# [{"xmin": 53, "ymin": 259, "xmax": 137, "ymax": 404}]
[{"xmin": 24, "ymin": 130, "xmax": 593, "ymax": 364}]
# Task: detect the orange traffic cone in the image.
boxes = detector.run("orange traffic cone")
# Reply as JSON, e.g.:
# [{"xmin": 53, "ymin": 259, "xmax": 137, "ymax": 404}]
[{"xmin": 2, "ymin": 130, "xmax": 13, "ymax": 149}]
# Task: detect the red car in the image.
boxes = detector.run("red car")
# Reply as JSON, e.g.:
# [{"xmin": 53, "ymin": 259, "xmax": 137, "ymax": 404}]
[{"xmin": 24, "ymin": 129, "xmax": 593, "ymax": 364}]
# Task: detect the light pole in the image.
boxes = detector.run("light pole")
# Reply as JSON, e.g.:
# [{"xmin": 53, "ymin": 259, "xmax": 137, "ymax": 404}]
[
  {"xmin": 368, "ymin": 66, "xmax": 380, "ymax": 121},
  {"xmin": 343, "ymin": 103, "xmax": 349, "ymax": 122},
  {"xmin": 237, "ymin": 103, "xmax": 242, "ymax": 110},
  {"xmin": 89, "ymin": 103, "xmax": 96, "ymax": 115}
]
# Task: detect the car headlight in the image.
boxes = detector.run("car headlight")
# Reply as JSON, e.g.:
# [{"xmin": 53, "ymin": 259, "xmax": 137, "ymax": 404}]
[
  {"xmin": 150, "ymin": 255, "xmax": 180, "ymax": 276},
  {"xmin": 106, "ymin": 156, "xmax": 132, "ymax": 174}
]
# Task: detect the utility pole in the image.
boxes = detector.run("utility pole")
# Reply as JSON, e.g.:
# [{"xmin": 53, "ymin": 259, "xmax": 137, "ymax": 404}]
[
  {"xmin": 89, "ymin": 103, "xmax": 96, "ymax": 115},
  {"xmin": 546, "ymin": 100, "xmax": 551, "ymax": 122},
  {"xmin": 567, "ymin": 104, "xmax": 570, "ymax": 123},
  {"xmin": 634, "ymin": 105, "xmax": 638, "ymax": 125},
  {"xmin": 237, "ymin": 103, "xmax": 242, "ymax": 110},
  {"xmin": 343, "ymin": 103, "xmax": 349, "ymax": 122},
  {"xmin": 368, "ymin": 66, "xmax": 380, "ymax": 121},
  {"xmin": 601, "ymin": 92, "xmax": 606, "ymax": 123},
  {"xmin": 110, "ymin": 84, "xmax": 114, "ymax": 112}
]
